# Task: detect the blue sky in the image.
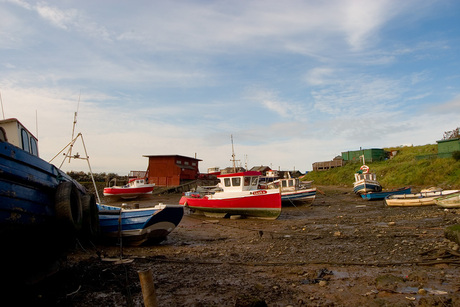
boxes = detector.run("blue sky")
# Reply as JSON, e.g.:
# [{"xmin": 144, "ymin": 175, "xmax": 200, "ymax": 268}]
[{"xmin": 1, "ymin": 0, "xmax": 459, "ymax": 174}]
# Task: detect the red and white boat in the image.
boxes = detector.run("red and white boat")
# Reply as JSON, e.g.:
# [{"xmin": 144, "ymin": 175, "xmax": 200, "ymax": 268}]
[
  {"xmin": 103, "ymin": 178, "xmax": 155, "ymax": 199},
  {"xmin": 179, "ymin": 171, "xmax": 281, "ymax": 220}
]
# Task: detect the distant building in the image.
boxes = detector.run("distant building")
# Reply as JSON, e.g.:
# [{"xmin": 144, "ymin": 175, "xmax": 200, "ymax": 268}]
[
  {"xmin": 437, "ymin": 138, "xmax": 460, "ymax": 158},
  {"xmin": 128, "ymin": 171, "xmax": 147, "ymax": 178},
  {"xmin": 312, "ymin": 156, "xmax": 344, "ymax": 171},
  {"xmin": 249, "ymin": 165, "xmax": 272, "ymax": 175},
  {"xmin": 143, "ymin": 155, "xmax": 202, "ymax": 187}
]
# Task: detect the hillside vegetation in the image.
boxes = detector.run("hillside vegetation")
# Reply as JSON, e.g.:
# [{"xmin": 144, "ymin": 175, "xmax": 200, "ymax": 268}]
[{"xmin": 303, "ymin": 144, "xmax": 460, "ymax": 190}]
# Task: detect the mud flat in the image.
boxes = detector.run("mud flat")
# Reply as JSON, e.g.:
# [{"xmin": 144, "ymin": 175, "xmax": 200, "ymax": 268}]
[{"xmin": 9, "ymin": 186, "xmax": 460, "ymax": 306}]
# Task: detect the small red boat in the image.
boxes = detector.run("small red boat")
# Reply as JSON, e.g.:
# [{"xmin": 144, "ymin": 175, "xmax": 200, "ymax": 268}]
[
  {"xmin": 103, "ymin": 178, "xmax": 155, "ymax": 199},
  {"xmin": 179, "ymin": 171, "xmax": 281, "ymax": 220}
]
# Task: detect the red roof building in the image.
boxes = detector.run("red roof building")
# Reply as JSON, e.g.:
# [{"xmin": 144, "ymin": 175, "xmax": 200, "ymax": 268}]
[{"xmin": 143, "ymin": 155, "xmax": 202, "ymax": 187}]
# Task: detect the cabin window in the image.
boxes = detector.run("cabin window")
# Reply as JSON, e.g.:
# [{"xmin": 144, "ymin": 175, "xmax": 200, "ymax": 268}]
[
  {"xmin": 21, "ymin": 129, "xmax": 30, "ymax": 153},
  {"xmin": 282, "ymin": 180, "xmax": 287, "ymax": 188},
  {"xmin": 244, "ymin": 177, "xmax": 250, "ymax": 186},
  {"xmin": 0, "ymin": 128, "xmax": 6, "ymax": 142},
  {"xmin": 288, "ymin": 180, "xmax": 294, "ymax": 187},
  {"xmin": 232, "ymin": 177, "xmax": 241, "ymax": 186},
  {"xmin": 30, "ymin": 137, "xmax": 38, "ymax": 156},
  {"xmin": 251, "ymin": 177, "xmax": 259, "ymax": 186},
  {"xmin": 224, "ymin": 178, "xmax": 231, "ymax": 187}
]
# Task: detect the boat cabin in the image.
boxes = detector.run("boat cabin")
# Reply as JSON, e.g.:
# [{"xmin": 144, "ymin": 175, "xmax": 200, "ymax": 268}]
[
  {"xmin": 0, "ymin": 118, "xmax": 39, "ymax": 157},
  {"xmin": 217, "ymin": 171, "xmax": 261, "ymax": 192},
  {"xmin": 354, "ymin": 172, "xmax": 377, "ymax": 182}
]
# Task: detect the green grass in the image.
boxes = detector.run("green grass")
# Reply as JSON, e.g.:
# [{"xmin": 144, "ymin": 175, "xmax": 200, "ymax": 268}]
[{"xmin": 303, "ymin": 144, "xmax": 460, "ymax": 189}]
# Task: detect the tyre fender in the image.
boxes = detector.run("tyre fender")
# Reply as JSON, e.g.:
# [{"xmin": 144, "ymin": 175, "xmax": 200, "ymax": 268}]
[
  {"xmin": 55, "ymin": 181, "xmax": 83, "ymax": 232},
  {"xmin": 82, "ymin": 194, "xmax": 100, "ymax": 238}
]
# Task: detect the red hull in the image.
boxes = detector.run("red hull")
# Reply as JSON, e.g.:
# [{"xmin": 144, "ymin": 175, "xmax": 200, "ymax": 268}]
[
  {"xmin": 103, "ymin": 186, "xmax": 154, "ymax": 197},
  {"xmin": 179, "ymin": 192, "xmax": 281, "ymax": 219}
]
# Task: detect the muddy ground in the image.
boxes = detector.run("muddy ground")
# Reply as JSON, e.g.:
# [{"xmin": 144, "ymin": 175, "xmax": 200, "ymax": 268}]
[{"xmin": 11, "ymin": 186, "xmax": 460, "ymax": 306}]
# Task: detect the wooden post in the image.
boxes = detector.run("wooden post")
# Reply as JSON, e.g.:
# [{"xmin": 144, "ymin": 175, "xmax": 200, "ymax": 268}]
[{"xmin": 138, "ymin": 269, "xmax": 158, "ymax": 307}]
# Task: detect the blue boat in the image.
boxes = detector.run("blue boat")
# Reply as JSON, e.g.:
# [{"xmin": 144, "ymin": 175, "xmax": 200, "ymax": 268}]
[
  {"xmin": 353, "ymin": 165, "xmax": 382, "ymax": 195},
  {"xmin": 361, "ymin": 187, "xmax": 412, "ymax": 200},
  {"xmin": 97, "ymin": 203, "xmax": 184, "ymax": 246},
  {"xmin": 0, "ymin": 118, "xmax": 97, "ymax": 284}
]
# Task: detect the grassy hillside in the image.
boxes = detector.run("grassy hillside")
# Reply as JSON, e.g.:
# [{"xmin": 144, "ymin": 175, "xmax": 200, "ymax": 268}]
[{"xmin": 302, "ymin": 144, "xmax": 460, "ymax": 190}]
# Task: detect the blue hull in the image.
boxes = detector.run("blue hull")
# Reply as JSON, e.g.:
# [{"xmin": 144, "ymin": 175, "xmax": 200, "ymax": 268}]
[
  {"xmin": 98, "ymin": 204, "xmax": 184, "ymax": 245},
  {"xmin": 353, "ymin": 183, "xmax": 382, "ymax": 194},
  {"xmin": 361, "ymin": 187, "xmax": 412, "ymax": 200},
  {"xmin": 0, "ymin": 140, "xmax": 88, "ymax": 284},
  {"xmin": 281, "ymin": 190, "xmax": 316, "ymax": 202}
]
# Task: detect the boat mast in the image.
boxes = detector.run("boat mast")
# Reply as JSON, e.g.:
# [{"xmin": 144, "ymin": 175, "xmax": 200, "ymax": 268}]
[{"xmin": 230, "ymin": 134, "xmax": 240, "ymax": 173}]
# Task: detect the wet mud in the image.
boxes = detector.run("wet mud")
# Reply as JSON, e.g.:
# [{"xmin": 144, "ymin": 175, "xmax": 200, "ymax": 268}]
[{"xmin": 8, "ymin": 186, "xmax": 460, "ymax": 306}]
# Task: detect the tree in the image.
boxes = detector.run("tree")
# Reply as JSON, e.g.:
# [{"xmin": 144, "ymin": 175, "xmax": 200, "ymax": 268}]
[{"xmin": 442, "ymin": 127, "xmax": 460, "ymax": 140}]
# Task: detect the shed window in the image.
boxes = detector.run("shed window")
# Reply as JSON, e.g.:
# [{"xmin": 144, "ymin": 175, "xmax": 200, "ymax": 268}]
[{"xmin": 177, "ymin": 160, "xmax": 182, "ymax": 164}]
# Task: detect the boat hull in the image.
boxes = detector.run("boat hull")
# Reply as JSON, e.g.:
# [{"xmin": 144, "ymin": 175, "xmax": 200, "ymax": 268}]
[
  {"xmin": 179, "ymin": 190, "xmax": 281, "ymax": 220},
  {"xmin": 97, "ymin": 204, "xmax": 183, "ymax": 246},
  {"xmin": 385, "ymin": 190, "xmax": 460, "ymax": 207},
  {"xmin": 353, "ymin": 181, "xmax": 382, "ymax": 194},
  {"xmin": 0, "ymin": 140, "xmax": 89, "ymax": 284},
  {"xmin": 361, "ymin": 187, "xmax": 411, "ymax": 201},
  {"xmin": 103, "ymin": 186, "xmax": 154, "ymax": 199},
  {"xmin": 434, "ymin": 192, "xmax": 460, "ymax": 208},
  {"xmin": 281, "ymin": 188, "xmax": 316, "ymax": 204}
]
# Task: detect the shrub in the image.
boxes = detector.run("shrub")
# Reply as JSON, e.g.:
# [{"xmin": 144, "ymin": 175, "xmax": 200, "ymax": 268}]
[{"xmin": 453, "ymin": 151, "xmax": 460, "ymax": 161}]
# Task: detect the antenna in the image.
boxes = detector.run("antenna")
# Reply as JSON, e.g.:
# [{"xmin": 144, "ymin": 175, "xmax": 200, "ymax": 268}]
[
  {"xmin": 0, "ymin": 90, "xmax": 5, "ymax": 119},
  {"xmin": 230, "ymin": 134, "xmax": 240, "ymax": 173},
  {"xmin": 68, "ymin": 92, "xmax": 81, "ymax": 163}
]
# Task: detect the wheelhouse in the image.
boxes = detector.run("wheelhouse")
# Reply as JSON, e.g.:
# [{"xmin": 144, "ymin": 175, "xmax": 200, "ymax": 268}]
[
  {"xmin": 217, "ymin": 171, "xmax": 261, "ymax": 192},
  {"xmin": 0, "ymin": 118, "xmax": 39, "ymax": 157}
]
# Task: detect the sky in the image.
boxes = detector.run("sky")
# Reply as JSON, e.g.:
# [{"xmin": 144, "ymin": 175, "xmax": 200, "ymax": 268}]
[{"xmin": 1, "ymin": 0, "xmax": 460, "ymax": 175}]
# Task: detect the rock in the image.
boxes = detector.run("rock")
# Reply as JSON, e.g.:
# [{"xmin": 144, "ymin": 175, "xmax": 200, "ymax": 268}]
[{"xmin": 318, "ymin": 280, "xmax": 327, "ymax": 287}]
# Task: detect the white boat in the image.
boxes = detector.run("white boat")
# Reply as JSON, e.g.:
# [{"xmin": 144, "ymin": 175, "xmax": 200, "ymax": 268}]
[
  {"xmin": 434, "ymin": 192, "xmax": 460, "ymax": 208},
  {"xmin": 353, "ymin": 165, "xmax": 382, "ymax": 194},
  {"xmin": 268, "ymin": 177, "xmax": 316, "ymax": 205},
  {"xmin": 385, "ymin": 190, "xmax": 460, "ymax": 207}
]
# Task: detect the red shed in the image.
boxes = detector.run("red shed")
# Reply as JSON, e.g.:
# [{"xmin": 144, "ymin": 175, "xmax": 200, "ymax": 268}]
[{"xmin": 143, "ymin": 155, "xmax": 202, "ymax": 187}]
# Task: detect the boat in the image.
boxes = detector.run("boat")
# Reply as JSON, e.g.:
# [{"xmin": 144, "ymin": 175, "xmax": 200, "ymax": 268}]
[
  {"xmin": 434, "ymin": 192, "xmax": 460, "ymax": 208},
  {"xmin": 361, "ymin": 186, "xmax": 411, "ymax": 201},
  {"xmin": 268, "ymin": 176, "xmax": 316, "ymax": 205},
  {"xmin": 384, "ymin": 189, "xmax": 460, "ymax": 207},
  {"xmin": 97, "ymin": 203, "xmax": 184, "ymax": 246},
  {"xmin": 103, "ymin": 178, "xmax": 155, "ymax": 199},
  {"xmin": 179, "ymin": 171, "xmax": 282, "ymax": 220},
  {"xmin": 353, "ymin": 164, "xmax": 382, "ymax": 195},
  {"xmin": 0, "ymin": 118, "xmax": 97, "ymax": 284}
]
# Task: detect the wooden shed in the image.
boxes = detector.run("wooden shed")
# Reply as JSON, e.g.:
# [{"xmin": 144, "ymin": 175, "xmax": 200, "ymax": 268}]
[
  {"xmin": 143, "ymin": 155, "xmax": 202, "ymax": 187},
  {"xmin": 437, "ymin": 138, "xmax": 460, "ymax": 158}
]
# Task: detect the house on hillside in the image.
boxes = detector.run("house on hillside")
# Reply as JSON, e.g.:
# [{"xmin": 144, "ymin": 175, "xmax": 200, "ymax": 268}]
[
  {"xmin": 312, "ymin": 156, "xmax": 344, "ymax": 171},
  {"xmin": 437, "ymin": 138, "xmax": 460, "ymax": 158},
  {"xmin": 143, "ymin": 155, "xmax": 202, "ymax": 187}
]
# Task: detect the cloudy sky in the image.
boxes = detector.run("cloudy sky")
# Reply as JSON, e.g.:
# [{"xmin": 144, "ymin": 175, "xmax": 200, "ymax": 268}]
[{"xmin": 1, "ymin": 0, "xmax": 459, "ymax": 174}]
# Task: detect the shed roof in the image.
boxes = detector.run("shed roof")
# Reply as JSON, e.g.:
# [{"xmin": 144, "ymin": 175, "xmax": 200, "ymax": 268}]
[{"xmin": 143, "ymin": 154, "xmax": 202, "ymax": 161}]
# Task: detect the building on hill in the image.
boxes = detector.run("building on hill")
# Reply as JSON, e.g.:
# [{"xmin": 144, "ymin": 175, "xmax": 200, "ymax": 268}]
[
  {"xmin": 312, "ymin": 156, "xmax": 344, "ymax": 171},
  {"xmin": 437, "ymin": 138, "xmax": 460, "ymax": 158},
  {"xmin": 249, "ymin": 165, "xmax": 272, "ymax": 175},
  {"xmin": 144, "ymin": 155, "xmax": 202, "ymax": 187},
  {"xmin": 341, "ymin": 148, "xmax": 386, "ymax": 163}
]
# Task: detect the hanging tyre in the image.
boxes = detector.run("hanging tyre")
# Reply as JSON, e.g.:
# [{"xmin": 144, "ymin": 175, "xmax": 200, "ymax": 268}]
[
  {"xmin": 55, "ymin": 181, "xmax": 83, "ymax": 232},
  {"xmin": 81, "ymin": 194, "xmax": 100, "ymax": 238}
]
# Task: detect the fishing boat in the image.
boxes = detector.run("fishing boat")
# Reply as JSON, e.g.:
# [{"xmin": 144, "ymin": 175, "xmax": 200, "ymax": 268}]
[
  {"xmin": 361, "ymin": 186, "xmax": 411, "ymax": 201},
  {"xmin": 353, "ymin": 164, "xmax": 382, "ymax": 195},
  {"xmin": 434, "ymin": 192, "xmax": 460, "ymax": 208},
  {"xmin": 0, "ymin": 118, "xmax": 96, "ymax": 283},
  {"xmin": 97, "ymin": 203, "xmax": 184, "ymax": 246},
  {"xmin": 384, "ymin": 189, "xmax": 460, "ymax": 207},
  {"xmin": 179, "ymin": 171, "xmax": 282, "ymax": 220},
  {"xmin": 268, "ymin": 176, "xmax": 316, "ymax": 205},
  {"xmin": 103, "ymin": 178, "xmax": 155, "ymax": 199}
]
